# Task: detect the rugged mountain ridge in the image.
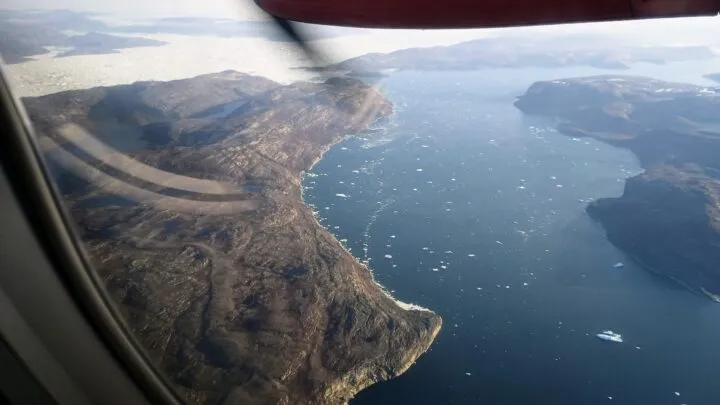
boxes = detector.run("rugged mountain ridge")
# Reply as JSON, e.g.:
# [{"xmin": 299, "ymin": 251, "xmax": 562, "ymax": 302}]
[
  {"xmin": 515, "ymin": 75, "xmax": 720, "ymax": 301},
  {"xmin": 23, "ymin": 71, "xmax": 441, "ymax": 404}
]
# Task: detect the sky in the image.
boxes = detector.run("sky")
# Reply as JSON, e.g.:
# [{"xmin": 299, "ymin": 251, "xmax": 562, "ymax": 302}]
[
  {"xmin": 2, "ymin": 0, "xmax": 719, "ymax": 45},
  {"xmin": 1, "ymin": 0, "xmax": 266, "ymax": 18},
  {"xmin": 3, "ymin": 0, "xmax": 720, "ymax": 97}
]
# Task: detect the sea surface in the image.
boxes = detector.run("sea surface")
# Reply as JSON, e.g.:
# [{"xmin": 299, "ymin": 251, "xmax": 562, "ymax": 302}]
[{"xmin": 302, "ymin": 63, "xmax": 720, "ymax": 405}]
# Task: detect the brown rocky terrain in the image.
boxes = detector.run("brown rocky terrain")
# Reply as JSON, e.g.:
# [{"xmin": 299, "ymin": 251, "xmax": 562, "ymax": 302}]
[
  {"xmin": 515, "ymin": 75, "xmax": 720, "ymax": 301},
  {"xmin": 23, "ymin": 71, "xmax": 441, "ymax": 404}
]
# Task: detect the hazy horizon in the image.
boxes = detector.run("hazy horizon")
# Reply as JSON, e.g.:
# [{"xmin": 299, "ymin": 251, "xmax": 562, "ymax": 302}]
[{"xmin": 2, "ymin": 0, "xmax": 720, "ymax": 47}]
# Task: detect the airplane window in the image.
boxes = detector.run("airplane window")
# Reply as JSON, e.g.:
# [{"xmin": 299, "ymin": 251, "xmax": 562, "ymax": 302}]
[{"xmin": 2, "ymin": 1, "xmax": 720, "ymax": 404}]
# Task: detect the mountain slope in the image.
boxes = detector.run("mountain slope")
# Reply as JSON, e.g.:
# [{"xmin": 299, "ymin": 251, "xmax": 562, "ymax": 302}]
[{"xmin": 23, "ymin": 71, "xmax": 441, "ymax": 404}]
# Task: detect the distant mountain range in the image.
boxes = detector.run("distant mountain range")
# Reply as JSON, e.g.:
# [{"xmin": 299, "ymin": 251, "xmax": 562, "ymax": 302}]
[
  {"xmin": 312, "ymin": 36, "xmax": 716, "ymax": 75},
  {"xmin": 0, "ymin": 11, "xmax": 167, "ymax": 63},
  {"xmin": 3, "ymin": 9, "xmax": 719, "ymax": 73},
  {"xmin": 0, "ymin": 9, "xmax": 355, "ymax": 64},
  {"xmin": 515, "ymin": 75, "xmax": 720, "ymax": 302}
]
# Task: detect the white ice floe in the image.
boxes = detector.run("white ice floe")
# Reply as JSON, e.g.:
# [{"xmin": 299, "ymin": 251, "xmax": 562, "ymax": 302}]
[
  {"xmin": 495, "ymin": 240, "xmax": 504, "ymax": 246},
  {"xmin": 384, "ymin": 254, "xmax": 393, "ymax": 259},
  {"xmin": 596, "ymin": 330, "xmax": 623, "ymax": 343},
  {"xmin": 416, "ymin": 168, "xmax": 424, "ymax": 172},
  {"xmin": 351, "ymin": 170, "xmax": 360, "ymax": 173},
  {"xmin": 468, "ymin": 254, "xmax": 476, "ymax": 257},
  {"xmin": 613, "ymin": 262, "xmax": 624, "ymax": 268},
  {"xmin": 335, "ymin": 193, "xmax": 349, "ymax": 198},
  {"xmin": 390, "ymin": 235, "xmax": 396, "ymax": 239},
  {"xmin": 422, "ymin": 247, "xmax": 429, "ymax": 251},
  {"xmin": 674, "ymin": 392, "xmax": 680, "ymax": 396}
]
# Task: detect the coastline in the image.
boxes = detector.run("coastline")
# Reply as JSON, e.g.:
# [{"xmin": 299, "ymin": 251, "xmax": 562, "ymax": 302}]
[
  {"xmin": 299, "ymin": 108, "xmax": 438, "ymax": 314},
  {"xmin": 25, "ymin": 70, "xmax": 441, "ymax": 404},
  {"xmin": 297, "ymin": 108, "xmax": 441, "ymax": 399}
]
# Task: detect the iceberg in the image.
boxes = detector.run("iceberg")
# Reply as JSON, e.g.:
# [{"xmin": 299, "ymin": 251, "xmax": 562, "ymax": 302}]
[
  {"xmin": 596, "ymin": 330, "xmax": 623, "ymax": 343},
  {"xmin": 613, "ymin": 262, "xmax": 624, "ymax": 268}
]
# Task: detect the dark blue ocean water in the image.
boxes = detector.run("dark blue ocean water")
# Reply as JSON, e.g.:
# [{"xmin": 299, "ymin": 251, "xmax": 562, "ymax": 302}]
[{"xmin": 303, "ymin": 62, "xmax": 720, "ymax": 405}]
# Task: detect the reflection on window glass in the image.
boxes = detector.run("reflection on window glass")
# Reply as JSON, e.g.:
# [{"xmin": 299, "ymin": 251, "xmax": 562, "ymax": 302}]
[{"xmin": 3, "ymin": 2, "xmax": 720, "ymax": 404}]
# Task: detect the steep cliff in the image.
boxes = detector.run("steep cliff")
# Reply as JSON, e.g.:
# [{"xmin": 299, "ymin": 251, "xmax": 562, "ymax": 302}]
[{"xmin": 515, "ymin": 75, "xmax": 720, "ymax": 301}]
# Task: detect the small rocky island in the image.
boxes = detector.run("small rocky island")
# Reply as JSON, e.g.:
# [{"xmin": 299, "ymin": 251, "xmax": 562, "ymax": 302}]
[
  {"xmin": 515, "ymin": 75, "xmax": 720, "ymax": 301},
  {"xmin": 58, "ymin": 32, "xmax": 168, "ymax": 57},
  {"xmin": 23, "ymin": 71, "xmax": 441, "ymax": 404}
]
